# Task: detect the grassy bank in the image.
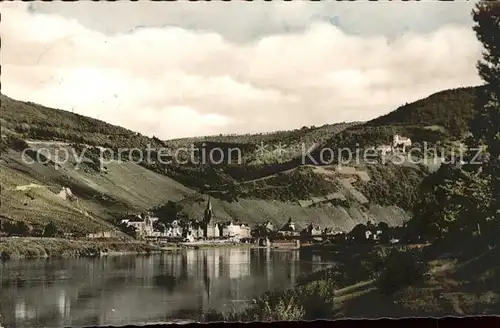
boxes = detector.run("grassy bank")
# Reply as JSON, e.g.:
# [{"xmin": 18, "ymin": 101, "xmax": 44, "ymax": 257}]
[{"xmin": 0, "ymin": 237, "xmax": 163, "ymax": 260}]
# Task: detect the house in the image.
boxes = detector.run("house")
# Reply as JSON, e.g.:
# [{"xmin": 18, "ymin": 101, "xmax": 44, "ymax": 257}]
[
  {"xmin": 252, "ymin": 221, "xmax": 275, "ymax": 237},
  {"xmin": 155, "ymin": 220, "xmax": 183, "ymax": 238},
  {"xmin": 120, "ymin": 213, "xmax": 159, "ymax": 238},
  {"xmin": 222, "ymin": 222, "xmax": 250, "ymax": 238},
  {"xmin": 206, "ymin": 222, "xmax": 221, "ymax": 238},
  {"xmin": 301, "ymin": 223, "xmax": 322, "ymax": 238},
  {"xmin": 164, "ymin": 221, "xmax": 183, "ymax": 238},
  {"xmin": 239, "ymin": 224, "xmax": 251, "ymax": 238},
  {"xmin": 224, "ymin": 222, "xmax": 251, "ymax": 239},
  {"xmin": 364, "ymin": 229, "xmax": 383, "ymax": 241},
  {"xmin": 57, "ymin": 187, "xmax": 77, "ymax": 201},
  {"xmin": 171, "ymin": 220, "xmax": 183, "ymax": 237},
  {"xmin": 365, "ymin": 230, "xmax": 373, "ymax": 240},
  {"xmin": 324, "ymin": 227, "xmax": 344, "ymax": 236},
  {"xmin": 183, "ymin": 221, "xmax": 200, "ymax": 240},
  {"xmin": 277, "ymin": 218, "xmax": 299, "ymax": 237},
  {"xmin": 393, "ymin": 135, "xmax": 412, "ymax": 153},
  {"xmin": 87, "ymin": 231, "xmax": 120, "ymax": 239},
  {"xmin": 311, "ymin": 225, "xmax": 322, "ymax": 236},
  {"xmin": 264, "ymin": 221, "xmax": 274, "ymax": 233}
]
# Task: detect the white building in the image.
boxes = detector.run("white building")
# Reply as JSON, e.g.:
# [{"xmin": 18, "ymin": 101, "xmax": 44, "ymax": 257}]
[
  {"xmin": 277, "ymin": 218, "xmax": 298, "ymax": 237},
  {"xmin": 165, "ymin": 220, "xmax": 183, "ymax": 238},
  {"xmin": 121, "ymin": 213, "xmax": 160, "ymax": 238},
  {"xmin": 222, "ymin": 222, "xmax": 251, "ymax": 239},
  {"xmin": 393, "ymin": 134, "xmax": 412, "ymax": 153}
]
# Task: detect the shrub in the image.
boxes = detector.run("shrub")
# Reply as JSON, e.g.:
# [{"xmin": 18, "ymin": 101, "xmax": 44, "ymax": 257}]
[
  {"xmin": 1, "ymin": 135, "xmax": 30, "ymax": 152},
  {"xmin": 206, "ymin": 278, "xmax": 337, "ymax": 322},
  {"xmin": 1, "ymin": 220, "xmax": 32, "ymax": 236},
  {"xmin": 43, "ymin": 222, "xmax": 61, "ymax": 237},
  {"xmin": 376, "ymin": 249, "xmax": 428, "ymax": 295}
]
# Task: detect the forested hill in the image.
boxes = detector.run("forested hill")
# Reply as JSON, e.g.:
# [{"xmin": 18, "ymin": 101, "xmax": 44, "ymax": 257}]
[
  {"xmin": 0, "ymin": 84, "xmax": 481, "ymax": 234},
  {"xmin": 0, "ymin": 94, "xmax": 166, "ymax": 149},
  {"xmin": 366, "ymin": 86, "xmax": 481, "ymax": 137}
]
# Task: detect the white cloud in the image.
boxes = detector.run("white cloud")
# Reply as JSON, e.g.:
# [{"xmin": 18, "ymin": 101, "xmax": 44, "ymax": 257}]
[{"xmin": 1, "ymin": 3, "xmax": 483, "ymax": 139}]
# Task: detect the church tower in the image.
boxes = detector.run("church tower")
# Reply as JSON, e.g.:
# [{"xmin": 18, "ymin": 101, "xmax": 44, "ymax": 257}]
[
  {"xmin": 203, "ymin": 196, "xmax": 213, "ymax": 224},
  {"xmin": 202, "ymin": 196, "xmax": 213, "ymax": 238}
]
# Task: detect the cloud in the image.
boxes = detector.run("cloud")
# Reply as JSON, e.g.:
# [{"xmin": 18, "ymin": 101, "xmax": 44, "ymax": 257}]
[
  {"xmin": 1, "ymin": 3, "xmax": 483, "ymax": 139},
  {"xmin": 28, "ymin": 1, "xmax": 479, "ymax": 42}
]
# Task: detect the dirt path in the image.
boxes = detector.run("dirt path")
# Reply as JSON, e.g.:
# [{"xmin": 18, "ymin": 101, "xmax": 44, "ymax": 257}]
[{"xmin": 431, "ymin": 262, "xmax": 465, "ymax": 315}]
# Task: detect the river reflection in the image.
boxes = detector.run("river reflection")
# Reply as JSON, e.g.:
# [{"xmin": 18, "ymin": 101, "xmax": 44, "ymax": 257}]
[{"xmin": 0, "ymin": 248, "xmax": 333, "ymax": 327}]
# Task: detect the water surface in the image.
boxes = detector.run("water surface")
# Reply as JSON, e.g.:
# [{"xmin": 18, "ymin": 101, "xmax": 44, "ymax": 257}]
[{"xmin": 0, "ymin": 248, "xmax": 333, "ymax": 327}]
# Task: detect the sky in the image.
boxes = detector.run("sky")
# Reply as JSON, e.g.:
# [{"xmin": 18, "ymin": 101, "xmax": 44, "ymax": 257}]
[{"xmin": 1, "ymin": 1, "xmax": 484, "ymax": 140}]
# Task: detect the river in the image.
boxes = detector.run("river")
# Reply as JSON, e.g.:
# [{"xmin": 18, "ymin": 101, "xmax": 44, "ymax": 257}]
[{"xmin": 0, "ymin": 248, "xmax": 335, "ymax": 327}]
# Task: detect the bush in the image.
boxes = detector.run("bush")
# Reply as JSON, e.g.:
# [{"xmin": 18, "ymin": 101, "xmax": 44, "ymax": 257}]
[
  {"xmin": 376, "ymin": 249, "xmax": 428, "ymax": 295},
  {"xmin": 206, "ymin": 278, "xmax": 337, "ymax": 322},
  {"xmin": 1, "ymin": 220, "xmax": 32, "ymax": 236},
  {"xmin": 43, "ymin": 222, "xmax": 61, "ymax": 237},
  {"xmin": 1, "ymin": 135, "xmax": 30, "ymax": 152}
]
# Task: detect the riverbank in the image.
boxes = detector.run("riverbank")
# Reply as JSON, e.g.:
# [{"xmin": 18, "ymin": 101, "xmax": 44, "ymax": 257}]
[
  {"xmin": 0, "ymin": 237, "xmax": 165, "ymax": 260},
  {"xmin": 0, "ymin": 237, "xmax": 267, "ymax": 260},
  {"xmin": 204, "ymin": 238, "xmax": 500, "ymax": 321},
  {"xmin": 180, "ymin": 242, "xmax": 262, "ymax": 249}
]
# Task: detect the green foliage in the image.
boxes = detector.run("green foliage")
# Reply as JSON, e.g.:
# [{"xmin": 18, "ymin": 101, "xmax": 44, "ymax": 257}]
[
  {"xmin": 42, "ymin": 222, "xmax": 61, "ymax": 238},
  {"xmin": 1, "ymin": 95, "xmax": 165, "ymax": 150},
  {"xmin": 164, "ymin": 123, "xmax": 359, "ymax": 154},
  {"xmin": 471, "ymin": 0, "xmax": 500, "ymax": 215},
  {"xmin": 413, "ymin": 2, "xmax": 500, "ymax": 241},
  {"xmin": 367, "ymin": 87, "xmax": 480, "ymax": 138},
  {"xmin": 304, "ymin": 124, "xmax": 448, "ymax": 165},
  {"xmin": 115, "ymin": 220, "xmax": 137, "ymax": 238},
  {"xmin": 1, "ymin": 135, "xmax": 30, "ymax": 153},
  {"xmin": 206, "ymin": 278, "xmax": 337, "ymax": 322},
  {"xmin": 413, "ymin": 164, "xmax": 493, "ymax": 240},
  {"xmin": 375, "ymin": 249, "xmax": 428, "ymax": 296},
  {"xmin": 152, "ymin": 201, "xmax": 188, "ymax": 224},
  {"xmin": 354, "ymin": 164, "xmax": 429, "ymax": 211},
  {"xmin": 242, "ymin": 166, "xmax": 340, "ymax": 202},
  {"xmin": 349, "ymin": 223, "xmax": 369, "ymax": 242},
  {"xmin": 166, "ymin": 165, "xmax": 241, "ymax": 201},
  {"xmin": 0, "ymin": 220, "xmax": 32, "ymax": 236}
]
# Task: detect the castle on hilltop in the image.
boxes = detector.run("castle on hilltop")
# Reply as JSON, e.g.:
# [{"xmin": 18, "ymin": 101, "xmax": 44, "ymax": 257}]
[{"xmin": 374, "ymin": 134, "xmax": 413, "ymax": 155}]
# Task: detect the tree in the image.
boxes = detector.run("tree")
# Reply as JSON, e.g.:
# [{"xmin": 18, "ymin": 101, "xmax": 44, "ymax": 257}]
[
  {"xmin": 376, "ymin": 221, "xmax": 389, "ymax": 232},
  {"xmin": 376, "ymin": 249, "xmax": 428, "ymax": 295},
  {"xmin": 349, "ymin": 223, "xmax": 368, "ymax": 242},
  {"xmin": 471, "ymin": 1, "xmax": 500, "ymax": 219},
  {"xmin": 14, "ymin": 221, "xmax": 31, "ymax": 236},
  {"xmin": 413, "ymin": 2, "xmax": 500, "ymax": 240},
  {"xmin": 153, "ymin": 201, "xmax": 186, "ymax": 224},
  {"xmin": 413, "ymin": 163, "xmax": 493, "ymax": 240},
  {"xmin": 43, "ymin": 222, "xmax": 60, "ymax": 237},
  {"xmin": 117, "ymin": 221, "xmax": 137, "ymax": 238}
]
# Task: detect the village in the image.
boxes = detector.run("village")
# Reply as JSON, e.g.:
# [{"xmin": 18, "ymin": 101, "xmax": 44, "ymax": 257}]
[
  {"xmin": 0, "ymin": 134, "xmax": 417, "ymax": 249},
  {"xmin": 115, "ymin": 195, "xmax": 404, "ymax": 250},
  {"xmin": 112, "ymin": 134, "xmax": 416, "ymax": 249}
]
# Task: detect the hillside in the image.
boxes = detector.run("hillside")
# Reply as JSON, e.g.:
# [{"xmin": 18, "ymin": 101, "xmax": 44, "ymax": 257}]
[
  {"xmin": 177, "ymin": 193, "xmax": 410, "ymax": 233},
  {"xmin": 0, "ymin": 85, "xmax": 478, "ymax": 234},
  {"xmin": 366, "ymin": 86, "xmax": 480, "ymax": 137},
  {"xmin": 0, "ymin": 143, "xmax": 195, "ymax": 234},
  {"xmin": 300, "ymin": 87, "xmax": 480, "ymax": 167},
  {"xmin": 163, "ymin": 122, "xmax": 360, "ymax": 152},
  {"xmin": 0, "ymin": 94, "xmax": 166, "ymax": 149}
]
